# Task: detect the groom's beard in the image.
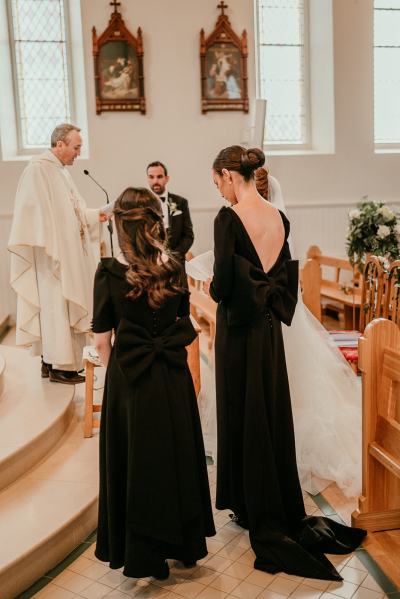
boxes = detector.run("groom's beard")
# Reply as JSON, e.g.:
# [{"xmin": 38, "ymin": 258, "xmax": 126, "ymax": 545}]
[{"xmin": 150, "ymin": 184, "xmax": 166, "ymax": 195}]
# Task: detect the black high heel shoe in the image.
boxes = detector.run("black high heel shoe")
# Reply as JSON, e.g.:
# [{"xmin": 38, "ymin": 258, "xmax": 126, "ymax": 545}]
[
  {"xmin": 153, "ymin": 561, "xmax": 169, "ymax": 580},
  {"xmin": 229, "ymin": 512, "xmax": 249, "ymax": 529}
]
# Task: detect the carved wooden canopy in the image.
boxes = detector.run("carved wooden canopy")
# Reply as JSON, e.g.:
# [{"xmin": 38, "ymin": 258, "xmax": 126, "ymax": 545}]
[
  {"xmin": 92, "ymin": 1, "xmax": 145, "ymax": 115},
  {"xmin": 200, "ymin": 2, "xmax": 248, "ymax": 113}
]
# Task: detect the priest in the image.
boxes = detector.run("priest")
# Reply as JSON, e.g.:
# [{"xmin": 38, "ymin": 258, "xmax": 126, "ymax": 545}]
[{"xmin": 8, "ymin": 123, "xmax": 103, "ymax": 384}]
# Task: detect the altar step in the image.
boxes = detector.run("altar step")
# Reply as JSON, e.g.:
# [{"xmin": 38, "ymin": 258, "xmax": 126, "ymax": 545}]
[
  {"xmin": 0, "ymin": 347, "xmax": 75, "ymax": 491},
  {"xmin": 0, "ymin": 414, "xmax": 99, "ymax": 599},
  {"xmin": 0, "ymin": 345, "xmax": 102, "ymax": 598}
]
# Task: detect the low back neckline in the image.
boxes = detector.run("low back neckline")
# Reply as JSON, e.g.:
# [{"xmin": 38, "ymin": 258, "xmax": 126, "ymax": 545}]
[{"xmin": 228, "ymin": 206, "xmax": 287, "ymax": 275}]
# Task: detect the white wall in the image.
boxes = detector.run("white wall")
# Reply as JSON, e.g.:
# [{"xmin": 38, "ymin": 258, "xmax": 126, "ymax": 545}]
[
  {"xmin": 273, "ymin": 0, "xmax": 400, "ymax": 256},
  {"xmin": 1, "ymin": 0, "xmax": 400, "ymax": 315}
]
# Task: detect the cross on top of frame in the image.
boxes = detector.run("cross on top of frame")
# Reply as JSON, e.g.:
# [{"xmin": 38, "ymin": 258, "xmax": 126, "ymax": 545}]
[
  {"xmin": 217, "ymin": 1, "xmax": 228, "ymax": 16},
  {"xmin": 110, "ymin": 0, "xmax": 121, "ymax": 13}
]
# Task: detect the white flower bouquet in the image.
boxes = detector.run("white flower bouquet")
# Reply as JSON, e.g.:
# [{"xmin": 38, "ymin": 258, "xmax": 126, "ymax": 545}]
[{"xmin": 346, "ymin": 198, "xmax": 400, "ymax": 271}]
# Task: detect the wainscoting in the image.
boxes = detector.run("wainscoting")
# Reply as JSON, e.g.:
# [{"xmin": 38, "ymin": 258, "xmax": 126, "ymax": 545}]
[
  {"xmin": 189, "ymin": 199, "xmax": 397, "ymax": 261},
  {"xmin": 2, "ymin": 200, "xmax": 400, "ymax": 319}
]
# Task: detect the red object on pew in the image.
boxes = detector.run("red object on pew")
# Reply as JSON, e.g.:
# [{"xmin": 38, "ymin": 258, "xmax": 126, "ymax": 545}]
[{"xmin": 329, "ymin": 330, "xmax": 361, "ymax": 372}]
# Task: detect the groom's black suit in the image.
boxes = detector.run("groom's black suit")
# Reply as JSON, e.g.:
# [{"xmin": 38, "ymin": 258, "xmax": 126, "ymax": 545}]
[{"xmin": 163, "ymin": 193, "xmax": 194, "ymax": 260}]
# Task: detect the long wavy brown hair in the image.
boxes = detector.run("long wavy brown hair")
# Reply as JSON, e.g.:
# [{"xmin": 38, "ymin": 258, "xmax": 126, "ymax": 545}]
[{"xmin": 114, "ymin": 187, "xmax": 184, "ymax": 308}]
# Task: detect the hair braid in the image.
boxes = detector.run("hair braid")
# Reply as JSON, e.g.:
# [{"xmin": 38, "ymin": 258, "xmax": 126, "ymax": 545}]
[{"xmin": 114, "ymin": 188, "xmax": 184, "ymax": 308}]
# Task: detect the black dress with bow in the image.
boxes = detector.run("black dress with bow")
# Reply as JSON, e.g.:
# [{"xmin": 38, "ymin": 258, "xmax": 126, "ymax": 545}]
[
  {"xmin": 210, "ymin": 207, "xmax": 365, "ymax": 581},
  {"xmin": 92, "ymin": 258, "xmax": 215, "ymax": 578}
]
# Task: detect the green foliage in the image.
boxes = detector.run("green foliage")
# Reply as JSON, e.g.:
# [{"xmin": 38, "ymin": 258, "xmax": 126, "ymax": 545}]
[{"xmin": 346, "ymin": 198, "xmax": 400, "ymax": 271}]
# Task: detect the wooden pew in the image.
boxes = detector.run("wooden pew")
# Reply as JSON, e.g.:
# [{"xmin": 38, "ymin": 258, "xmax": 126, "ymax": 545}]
[
  {"xmin": 306, "ymin": 245, "xmax": 361, "ymax": 329},
  {"xmin": 352, "ymin": 318, "xmax": 400, "ymax": 532},
  {"xmin": 301, "ymin": 258, "xmax": 322, "ymax": 321},
  {"xmin": 359, "ymin": 256, "xmax": 386, "ymax": 331},
  {"xmin": 383, "ymin": 259, "xmax": 400, "ymax": 325}
]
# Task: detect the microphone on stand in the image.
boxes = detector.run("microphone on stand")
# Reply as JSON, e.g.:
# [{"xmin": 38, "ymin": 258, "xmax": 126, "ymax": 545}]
[{"xmin": 83, "ymin": 169, "xmax": 114, "ymax": 257}]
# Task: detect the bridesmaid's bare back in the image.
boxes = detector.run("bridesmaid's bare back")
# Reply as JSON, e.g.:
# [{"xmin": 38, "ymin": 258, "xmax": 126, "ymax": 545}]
[{"xmin": 232, "ymin": 200, "xmax": 285, "ymax": 273}]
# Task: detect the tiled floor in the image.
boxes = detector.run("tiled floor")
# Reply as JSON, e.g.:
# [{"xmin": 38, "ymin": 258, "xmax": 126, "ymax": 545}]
[
  {"xmin": 3, "ymin": 325, "xmax": 396, "ymax": 599},
  {"xmin": 23, "ymin": 464, "xmax": 397, "ymax": 599}
]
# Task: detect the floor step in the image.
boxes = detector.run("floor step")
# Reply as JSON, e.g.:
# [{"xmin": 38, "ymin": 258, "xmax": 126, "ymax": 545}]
[
  {"xmin": 0, "ymin": 347, "xmax": 75, "ymax": 491},
  {"xmin": 0, "ymin": 413, "xmax": 99, "ymax": 598}
]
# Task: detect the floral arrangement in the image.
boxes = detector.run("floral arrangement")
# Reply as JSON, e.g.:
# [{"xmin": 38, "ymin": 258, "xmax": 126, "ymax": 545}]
[{"xmin": 346, "ymin": 198, "xmax": 400, "ymax": 271}]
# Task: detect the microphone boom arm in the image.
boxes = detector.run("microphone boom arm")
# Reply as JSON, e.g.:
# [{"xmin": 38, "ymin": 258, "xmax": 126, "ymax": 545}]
[{"xmin": 84, "ymin": 169, "xmax": 114, "ymax": 257}]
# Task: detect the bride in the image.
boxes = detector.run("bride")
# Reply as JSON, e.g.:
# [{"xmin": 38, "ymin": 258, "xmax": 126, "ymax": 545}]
[{"xmin": 199, "ymin": 167, "xmax": 361, "ymax": 497}]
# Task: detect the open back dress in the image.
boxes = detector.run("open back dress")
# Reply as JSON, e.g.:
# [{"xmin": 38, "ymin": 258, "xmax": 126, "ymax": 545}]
[{"xmin": 210, "ymin": 207, "xmax": 365, "ymax": 581}]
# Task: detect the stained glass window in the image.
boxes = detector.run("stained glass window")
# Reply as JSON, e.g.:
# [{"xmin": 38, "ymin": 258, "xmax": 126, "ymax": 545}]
[{"xmin": 9, "ymin": 0, "xmax": 72, "ymax": 149}]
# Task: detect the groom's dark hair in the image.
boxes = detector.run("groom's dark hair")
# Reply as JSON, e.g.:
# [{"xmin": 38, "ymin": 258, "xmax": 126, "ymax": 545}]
[{"xmin": 147, "ymin": 161, "xmax": 168, "ymax": 176}]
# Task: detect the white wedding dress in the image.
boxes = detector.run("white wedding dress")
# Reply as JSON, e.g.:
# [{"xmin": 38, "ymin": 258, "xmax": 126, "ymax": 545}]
[{"xmin": 199, "ymin": 175, "xmax": 362, "ymax": 497}]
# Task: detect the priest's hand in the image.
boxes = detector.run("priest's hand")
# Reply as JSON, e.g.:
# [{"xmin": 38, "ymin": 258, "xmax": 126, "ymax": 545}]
[{"xmin": 99, "ymin": 200, "xmax": 115, "ymax": 222}]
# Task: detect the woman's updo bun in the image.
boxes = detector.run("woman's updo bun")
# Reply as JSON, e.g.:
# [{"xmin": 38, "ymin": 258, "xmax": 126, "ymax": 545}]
[
  {"xmin": 240, "ymin": 148, "xmax": 265, "ymax": 178},
  {"xmin": 213, "ymin": 145, "xmax": 265, "ymax": 181}
]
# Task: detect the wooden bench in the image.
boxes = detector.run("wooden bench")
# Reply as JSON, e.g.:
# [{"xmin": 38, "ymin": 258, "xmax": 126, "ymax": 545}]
[
  {"xmin": 304, "ymin": 245, "xmax": 361, "ymax": 329},
  {"xmin": 352, "ymin": 318, "xmax": 400, "ymax": 532},
  {"xmin": 83, "ymin": 317, "xmax": 202, "ymax": 438},
  {"xmin": 301, "ymin": 258, "xmax": 322, "ymax": 321},
  {"xmin": 383, "ymin": 259, "xmax": 400, "ymax": 325}
]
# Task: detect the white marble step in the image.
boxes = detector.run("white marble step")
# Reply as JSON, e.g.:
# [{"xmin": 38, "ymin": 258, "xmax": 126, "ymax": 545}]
[
  {"xmin": 0, "ymin": 412, "xmax": 99, "ymax": 599},
  {"xmin": 0, "ymin": 347, "xmax": 75, "ymax": 491}
]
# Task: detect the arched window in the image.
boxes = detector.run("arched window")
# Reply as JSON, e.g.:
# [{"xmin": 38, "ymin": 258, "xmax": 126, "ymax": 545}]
[{"xmin": 374, "ymin": 0, "xmax": 400, "ymax": 147}]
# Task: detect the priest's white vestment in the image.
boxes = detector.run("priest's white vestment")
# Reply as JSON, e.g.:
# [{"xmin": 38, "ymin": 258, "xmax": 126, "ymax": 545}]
[{"xmin": 8, "ymin": 150, "xmax": 100, "ymax": 370}]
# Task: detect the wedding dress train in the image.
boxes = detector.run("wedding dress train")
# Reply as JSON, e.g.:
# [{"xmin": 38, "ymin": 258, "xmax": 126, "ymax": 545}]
[{"xmin": 199, "ymin": 176, "xmax": 361, "ymax": 497}]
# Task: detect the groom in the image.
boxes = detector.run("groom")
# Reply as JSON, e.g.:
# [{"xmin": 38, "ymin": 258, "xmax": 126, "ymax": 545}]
[{"xmin": 146, "ymin": 161, "xmax": 194, "ymax": 262}]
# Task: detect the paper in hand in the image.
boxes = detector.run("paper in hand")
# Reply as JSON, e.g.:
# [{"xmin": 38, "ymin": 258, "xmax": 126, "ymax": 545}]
[
  {"xmin": 99, "ymin": 200, "xmax": 115, "ymax": 215},
  {"xmin": 185, "ymin": 250, "xmax": 214, "ymax": 281}
]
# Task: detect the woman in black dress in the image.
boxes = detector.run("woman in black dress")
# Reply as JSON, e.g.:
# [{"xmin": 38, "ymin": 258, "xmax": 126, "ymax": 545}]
[
  {"xmin": 92, "ymin": 187, "xmax": 215, "ymax": 580},
  {"xmin": 207, "ymin": 145, "xmax": 366, "ymax": 581}
]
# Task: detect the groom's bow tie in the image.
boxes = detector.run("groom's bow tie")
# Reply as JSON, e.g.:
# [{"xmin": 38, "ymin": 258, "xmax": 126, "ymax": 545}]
[{"xmin": 159, "ymin": 196, "xmax": 166, "ymax": 202}]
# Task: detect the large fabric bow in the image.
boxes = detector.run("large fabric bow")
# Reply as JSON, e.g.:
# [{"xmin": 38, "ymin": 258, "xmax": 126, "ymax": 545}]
[
  {"xmin": 115, "ymin": 315, "xmax": 197, "ymax": 383},
  {"xmin": 226, "ymin": 255, "xmax": 299, "ymax": 327}
]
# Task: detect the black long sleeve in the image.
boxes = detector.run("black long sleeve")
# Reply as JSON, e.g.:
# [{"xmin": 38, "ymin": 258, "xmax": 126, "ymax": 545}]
[{"xmin": 209, "ymin": 207, "xmax": 235, "ymax": 303}]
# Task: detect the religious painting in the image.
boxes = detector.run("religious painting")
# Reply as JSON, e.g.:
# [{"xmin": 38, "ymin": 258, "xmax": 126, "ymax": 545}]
[
  {"xmin": 200, "ymin": 2, "xmax": 248, "ymax": 113},
  {"xmin": 98, "ymin": 41, "xmax": 139, "ymax": 101},
  {"xmin": 92, "ymin": 1, "xmax": 145, "ymax": 114},
  {"xmin": 205, "ymin": 43, "xmax": 243, "ymax": 100}
]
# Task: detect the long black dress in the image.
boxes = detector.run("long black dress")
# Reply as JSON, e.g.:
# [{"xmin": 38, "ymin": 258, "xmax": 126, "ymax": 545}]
[
  {"xmin": 92, "ymin": 258, "xmax": 215, "ymax": 578},
  {"xmin": 210, "ymin": 207, "xmax": 366, "ymax": 581}
]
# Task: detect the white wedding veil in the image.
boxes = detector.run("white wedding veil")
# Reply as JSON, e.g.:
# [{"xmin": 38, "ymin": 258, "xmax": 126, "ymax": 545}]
[{"xmin": 268, "ymin": 174, "xmax": 361, "ymax": 497}]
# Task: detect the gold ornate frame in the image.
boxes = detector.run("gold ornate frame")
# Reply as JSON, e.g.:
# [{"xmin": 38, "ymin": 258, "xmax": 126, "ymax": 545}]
[
  {"xmin": 200, "ymin": 2, "xmax": 249, "ymax": 114},
  {"xmin": 92, "ymin": 1, "xmax": 145, "ymax": 115}
]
